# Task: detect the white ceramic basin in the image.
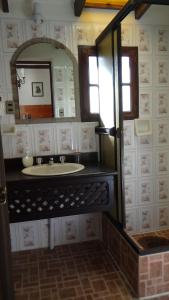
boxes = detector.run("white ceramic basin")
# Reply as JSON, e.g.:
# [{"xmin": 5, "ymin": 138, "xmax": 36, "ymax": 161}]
[{"xmin": 22, "ymin": 163, "xmax": 85, "ymax": 176}]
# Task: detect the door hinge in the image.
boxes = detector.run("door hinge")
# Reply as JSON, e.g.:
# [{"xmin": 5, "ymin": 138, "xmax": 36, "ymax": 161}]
[{"xmin": 0, "ymin": 186, "xmax": 7, "ymax": 205}]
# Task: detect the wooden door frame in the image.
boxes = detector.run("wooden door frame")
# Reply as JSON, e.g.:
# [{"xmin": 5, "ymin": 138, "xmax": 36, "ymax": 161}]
[{"xmin": 0, "ymin": 129, "xmax": 14, "ymax": 300}]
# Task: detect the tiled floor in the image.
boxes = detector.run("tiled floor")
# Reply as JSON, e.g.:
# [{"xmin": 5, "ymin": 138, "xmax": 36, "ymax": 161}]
[
  {"xmin": 12, "ymin": 240, "xmax": 134, "ymax": 300},
  {"xmin": 12, "ymin": 240, "xmax": 169, "ymax": 300}
]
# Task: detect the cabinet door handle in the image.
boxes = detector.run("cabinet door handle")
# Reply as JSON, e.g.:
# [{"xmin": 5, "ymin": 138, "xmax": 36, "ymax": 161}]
[{"xmin": 0, "ymin": 186, "xmax": 7, "ymax": 205}]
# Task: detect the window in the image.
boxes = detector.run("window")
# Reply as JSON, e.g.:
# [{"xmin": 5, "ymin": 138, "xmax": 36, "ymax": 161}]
[
  {"xmin": 78, "ymin": 46, "xmax": 99, "ymax": 122},
  {"xmin": 122, "ymin": 47, "xmax": 139, "ymax": 120},
  {"xmin": 78, "ymin": 46, "xmax": 138, "ymax": 121}
]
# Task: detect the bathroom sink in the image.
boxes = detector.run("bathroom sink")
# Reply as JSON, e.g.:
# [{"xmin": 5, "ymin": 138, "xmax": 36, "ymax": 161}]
[{"xmin": 22, "ymin": 163, "xmax": 85, "ymax": 176}]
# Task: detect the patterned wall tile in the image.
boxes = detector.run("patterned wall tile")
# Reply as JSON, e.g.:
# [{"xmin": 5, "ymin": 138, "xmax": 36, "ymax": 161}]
[
  {"xmin": 154, "ymin": 57, "xmax": 169, "ymax": 86},
  {"xmin": 138, "ymin": 151, "xmax": 153, "ymax": 177},
  {"xmin": 93, "ymin": 24, "xmax": 106, "ymax": 41},
  {"xmin": 139, "ymin": 207, "xmax": 154, "ymax": 232},
  {"xmin": 61, "ymin": 215, "xmax": 80, "ymax": 244},
  {"xmin": 153, "ymin": 88, "xmax": 169, "ymax": 118},
  {"xmin": 135, "ymin": 25, "xmax": 152, "ymax": 54},
  {"xmin": 157, "ymin": 206, "xmax": 169, "ymax": 229},
  {"xmin": 154, "ymin": 26, "xmax": 169, "ymax": 56},
  {"xmin": 139, "ymin": 56, "xmax": 152, "ymax": 87},
  {"xmin": 0, "ymin": 52, "xmax": 6, "ymax": 92},
  {"xmin": 124, "ymin": 180, "xmax": 137, "ymax": 207},
  {"xmin": 10, "ymin": 223, "xmax": 20, "ymax": 252},
  {"xmin": 80, "ymin": 213, "xmax": 102, "ymax": 241},
  {"xmin": 153, "ymin": 120, "xmax": 169, "ymax": 146},
  {"xmin": 1, "ymin": 115, "xmax": 15, "ymax": 158},
  {"xmin": 48, "ymin": 22, "xmax": 72, "ymax": 49},
  {"xmin": 18, "ymin": 221, "xmax": 40, "ymax": 250},
  {"xmin": 138, "ymin": 178, "xmax": 154, "ymax": 206},
  {"xmin": 1, "ymin": 19, "xmax": 24, "ymax": 51},
  {"xmin": 79, "ymin": 123, "xmax": 97, "ymax": 152},
  {"xmin": 121, "ymin": 24, "xmax": 133, "ymax": 46},
  {"xmin": 139, "ymin": 89, "xmax": 153, "ymax": 118},
  {"xmin": 125, "ymin": 209, "xmax": 138, "ymax": 233},
  {"xmin": 137, "ymin": 135, "xmax": 153, "ymax": 149},
  {"xmin": 155, "ymin": 149, "xmax": 169, "ymax": 175},
  {"xmin": 25, "ymin": 20, "xmax": 47, "ymax": 39},
  {"xmin": 33, "ymin": 124, "xmax": 56, "ymax": 156},
  {"xmin": 124, "ymin": 151, "xmax": 136, "ymax": 178},
  {"xmin": 123, "ymin": 120, "xmax": 135, "ymax": 148},
  {"xmin": 38, "ymin": 219, "xmax": 49, "ymax": 248},
  {"xmin": 57, "ymin": 124, "xmax": 74, "ymax": 154},
  {"xmin": 4, "ymin": 53, "xmax": 13, "ymax": 92},
  {"xmin": 49, "ymin": 217, "xmax": 61, "ymax": 249},
  {"xmin": 12, "ymin": 125, "xmax": 34, "ymax": 157},
  {"xmin": 155, "ymin": 176, "xmax": 169, "ymax": 203}
]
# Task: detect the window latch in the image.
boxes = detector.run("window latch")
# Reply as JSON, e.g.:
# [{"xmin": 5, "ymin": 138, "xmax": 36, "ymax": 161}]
[{"xmin": 95, "ymin": 126, "xmax": 121, "ymax": 138}]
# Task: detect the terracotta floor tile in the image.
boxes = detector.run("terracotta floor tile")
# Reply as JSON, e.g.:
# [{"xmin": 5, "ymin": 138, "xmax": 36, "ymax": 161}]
[{"xmin": 12, "ymin": 241, "xmax": 135, "ymax": 300}]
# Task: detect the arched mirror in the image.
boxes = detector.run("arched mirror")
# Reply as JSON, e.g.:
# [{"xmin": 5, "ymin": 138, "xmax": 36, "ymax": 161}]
[{"xmin": 11, "ymin": 38, "xmax": 80, "ymax": 123}]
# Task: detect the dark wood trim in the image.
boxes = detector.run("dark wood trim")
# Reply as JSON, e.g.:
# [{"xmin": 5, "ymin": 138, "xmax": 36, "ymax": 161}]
[
  {"xmin": 122, "ymin": 47, "xmax": 139, "ymax": 120},
  {"xmin": 135, "ymin": 3, "xmax": 151, "ymax": 19},
  {"xmin": 135, "ymin": 0, "xmax": 169, "ymax": 4},
  {"xmin": 1, "ymin": 0, "xmax": 9, "ymax": 12},
  {"xmin": 96, "ymin": 0, "xmax": 134, "ymax": 44},
  {"xmin": 74, "ymin": 0, "xmax": 86, "ymax": 16},
  {"xmin": 0, "ymin": 130, "xmax": 14, "ymax": 300},
  {"xmin": 16, "ymin": 61, "xmax": 51, "ymax": 69},
  {"xmin": 85, "ymin": 2, "xmax": 124, "ymax": 10},
  {"xmin": 96, "ymin": 0, "xmax": 169, "ymax": 44},
  {"xmin": 78, "ymin": 45, "xmax": 99, "ymax": 122}
]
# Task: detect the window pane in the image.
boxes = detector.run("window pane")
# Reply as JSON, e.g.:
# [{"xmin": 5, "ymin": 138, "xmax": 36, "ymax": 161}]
[
  {"xmin": 89, "ymin": 86, "xmax": 99, "ymax": 113},
  {"xmin": 89, "ymin": 56, "xmax": 98, "ymax": 84},
  {"xmin": 122, "ymin": 56, "xmax": 130, "ymax": 84},
  {"xmin": 122, "ymin": 85, "xmax": 131, "ymax": 112}
]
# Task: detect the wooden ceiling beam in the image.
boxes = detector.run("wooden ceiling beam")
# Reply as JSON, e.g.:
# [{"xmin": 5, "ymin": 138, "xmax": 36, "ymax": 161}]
[
  {"xmin": 74, "ymin": 0, "xmax": 86, "ymax": 17},
  {"xmin": 1, "ymin": 0, "xmax": 9, "ymax": 12},
  {"xmin": 135, "ymin": 3, "xmax": 151, "ymax": 19}
]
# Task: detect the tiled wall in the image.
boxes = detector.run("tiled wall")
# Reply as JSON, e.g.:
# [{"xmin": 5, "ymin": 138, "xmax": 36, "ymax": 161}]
[
  {"xmin": 0, "ymin": 16, "xmax": 106, "ymax": 250},
  {"xmin": 2, "ymin": 7, "xmax": 169, "ymax": 244},
  {"xmin": 2, "ymin": 121, "xmax": 98, "ymax": 158},
  {"xmin": 10, "ymin": 213, "xmax": 102, "ymax": 252},
  {"xmin": 122, "ymin": 22, "xmax": 169, "ymax": 234}
]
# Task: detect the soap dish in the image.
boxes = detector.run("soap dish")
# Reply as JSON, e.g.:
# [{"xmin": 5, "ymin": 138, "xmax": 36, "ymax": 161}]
[{"xmin": 135, "ymin": 119, "xmax": 152, "ymax": 136}]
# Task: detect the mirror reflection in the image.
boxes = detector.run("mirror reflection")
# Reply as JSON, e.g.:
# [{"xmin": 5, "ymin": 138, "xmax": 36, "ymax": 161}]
[{"xmin": 13, "ymin": 40, "xmax": 78, "ymax": 121}]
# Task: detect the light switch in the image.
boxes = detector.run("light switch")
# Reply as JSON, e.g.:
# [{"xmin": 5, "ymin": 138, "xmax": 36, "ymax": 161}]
[{"xmin": 5, "ymin": 101, "xmax": 15, "ymax": 114}]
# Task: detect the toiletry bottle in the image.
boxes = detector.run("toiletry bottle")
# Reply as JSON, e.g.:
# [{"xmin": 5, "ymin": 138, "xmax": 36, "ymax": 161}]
[{"xmin": 22, "ymin": 150, "xmax": 33, "ymax": 167}]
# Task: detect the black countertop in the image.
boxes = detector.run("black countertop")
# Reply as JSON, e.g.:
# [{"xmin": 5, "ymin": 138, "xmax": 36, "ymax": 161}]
[
  {"xmin": 5, "ymin": 165, "xmax": 117, "ymax": 183},
  {"xmin": 5, "ymin": 158, "xmax": 117, "ymax": 183}
]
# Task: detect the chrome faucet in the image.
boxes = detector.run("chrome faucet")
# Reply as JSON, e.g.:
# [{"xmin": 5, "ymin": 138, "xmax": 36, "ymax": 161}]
[
  {"xmin": 59, "ymin": 155, "xmax": 65, "ymax": 164},
  {"xmin": 36, "ymin": 157, "xmax": 43, "ymax": 165},
  {"xmin": 49, "ymin": 157, "xmax": 54, "ymax": 165}
]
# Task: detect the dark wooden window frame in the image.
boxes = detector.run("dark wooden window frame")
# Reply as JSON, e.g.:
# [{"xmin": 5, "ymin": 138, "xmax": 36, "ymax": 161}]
[
  {"xmin": 78, "ymin": 45, "xmax": 99, "ymax": 122},
  {"xmin": 122, "ymin": 46, "xmax": 139, "ymax": 120},
  {"xmin": 78, "ymin": 45, "xmax": 139, "ymax": 121}
]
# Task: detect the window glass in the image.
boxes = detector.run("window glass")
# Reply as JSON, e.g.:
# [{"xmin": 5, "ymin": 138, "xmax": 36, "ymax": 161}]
[
  {"xmin": 89, "ymin": 86, "xmax": 99, "ymax": 113},
  {"xmin": 122, "ymin": 86, "xmax": 131, "ymax": 112},
  {"xmin": 122, "ymin": 56, "xmax": 130, "ymax": 83},
  {"xmin": 89, "ymin": 56, "xmax": 98, "ymax": 84}
]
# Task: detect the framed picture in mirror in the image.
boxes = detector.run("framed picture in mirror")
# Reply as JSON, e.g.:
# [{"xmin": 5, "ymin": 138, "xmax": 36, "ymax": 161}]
[{"xmin": 32, "ymin": 82, "xmax": 44, "ymax": 97}]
